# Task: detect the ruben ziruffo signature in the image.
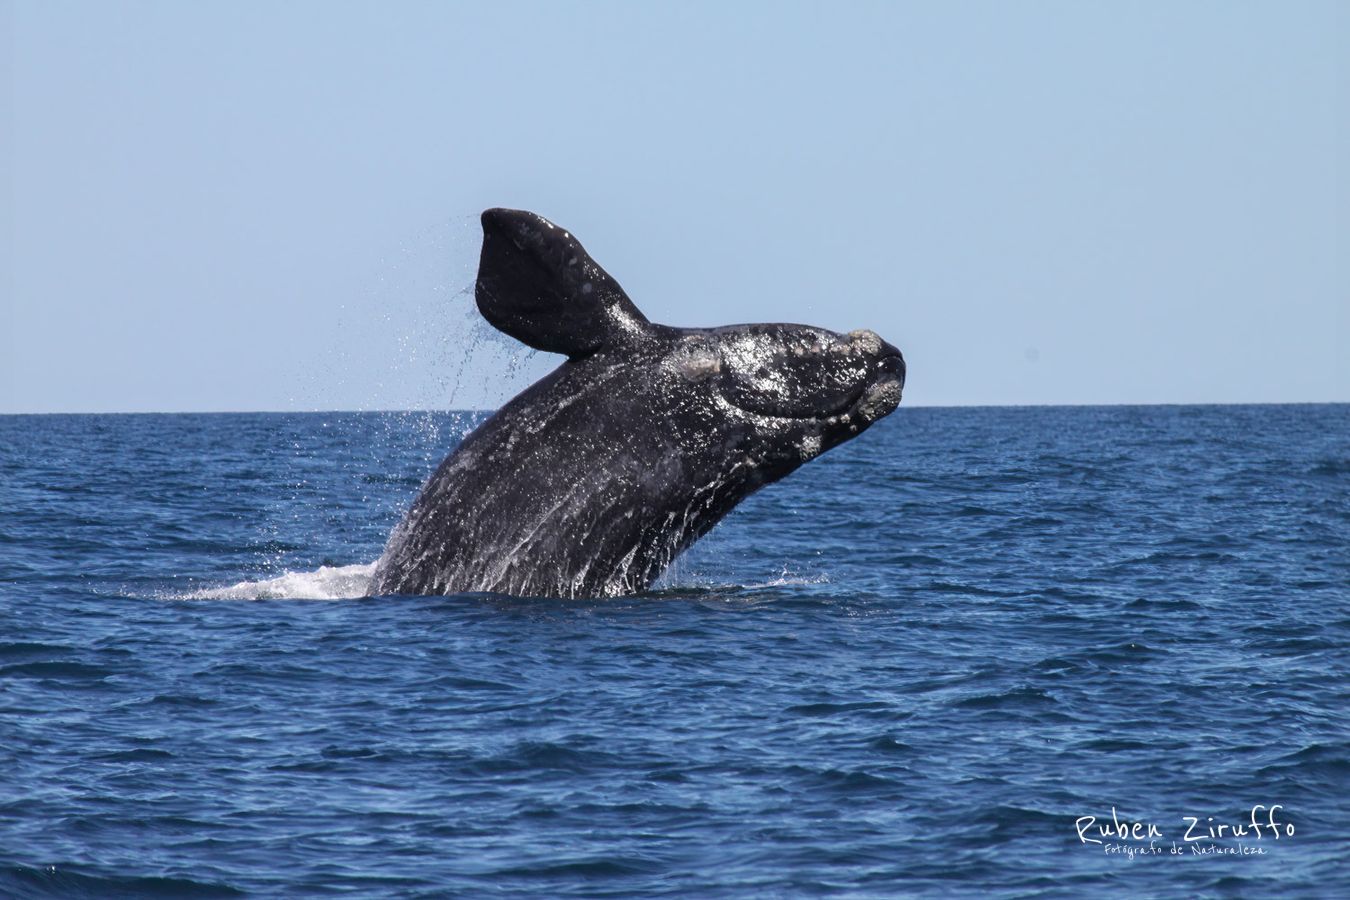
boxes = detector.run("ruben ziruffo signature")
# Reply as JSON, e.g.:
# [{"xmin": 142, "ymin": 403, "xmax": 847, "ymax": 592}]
[{"xmin": 1076, "ymin": 805, "xmax": 1295, "ymax": 845}]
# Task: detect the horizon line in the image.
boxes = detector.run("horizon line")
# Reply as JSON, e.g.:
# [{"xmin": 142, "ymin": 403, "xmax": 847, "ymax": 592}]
[{"xmin": 3, "ymin": 399, "xmax": 1347, "ymax": 417}]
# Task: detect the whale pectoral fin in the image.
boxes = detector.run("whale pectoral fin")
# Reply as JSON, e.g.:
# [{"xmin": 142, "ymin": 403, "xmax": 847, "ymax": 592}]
[{"xmin": 475, "ymin": 208, "xmax": 652, "ymax": 357}]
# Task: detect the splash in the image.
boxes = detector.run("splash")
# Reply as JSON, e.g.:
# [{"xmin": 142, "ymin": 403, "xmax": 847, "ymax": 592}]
[
  {"xmin": 184, "ymin": 561, "xmax": 825, "ymax": 602},
  {"xmin": 764, "ymin": 568, "xmax": 831, "ymax": 587},
  {"xmin": 187, "ymin": 563, "xmax": 376, "ymax": 601},
  {"xmin": 310, "ymin": 215, "xmax": 554, "ymax": 417}
]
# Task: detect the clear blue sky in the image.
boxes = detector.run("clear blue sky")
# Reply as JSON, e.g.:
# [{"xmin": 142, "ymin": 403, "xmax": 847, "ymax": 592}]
[{"xmin": 3, "ymin": 0, "xmax": 1346, "ymax": 412}]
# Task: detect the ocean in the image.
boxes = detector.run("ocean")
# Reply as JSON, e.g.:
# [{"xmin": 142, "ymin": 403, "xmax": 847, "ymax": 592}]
[{"xmin": 1, "ymin": 404, "xmax": 1346, "ymax": 897}]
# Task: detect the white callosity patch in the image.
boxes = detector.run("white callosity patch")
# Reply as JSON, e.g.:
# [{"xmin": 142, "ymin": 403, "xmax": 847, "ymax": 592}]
[
  {"xmin": 857, "ymin": 376, "xmax": 903, "ymax": 422},
  {"xmin": 668, "ymin": 339, "xmax": 723, "ymax": 383},
  {"xmin": 845, "ymin": 329, "xmax": 884, "ymax": 356}
]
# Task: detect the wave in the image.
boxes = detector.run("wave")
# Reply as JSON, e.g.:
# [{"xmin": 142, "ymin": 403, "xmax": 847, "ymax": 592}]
[{"xmin": 186, "ymin": 562, "xmax": 376, "ymax": 600}]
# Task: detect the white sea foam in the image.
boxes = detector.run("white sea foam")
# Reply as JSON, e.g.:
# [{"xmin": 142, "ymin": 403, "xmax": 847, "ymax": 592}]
[
  {"xmin": 763, "ymin": 570, "xmax": 831, "ymax": 587},
  {"xmin": 186, "ymin": 563, "xmax": 824, "ymax": 602},
  {"xmin": 188, "ymin": 563, "xmax": 376, "ymax": 600}
]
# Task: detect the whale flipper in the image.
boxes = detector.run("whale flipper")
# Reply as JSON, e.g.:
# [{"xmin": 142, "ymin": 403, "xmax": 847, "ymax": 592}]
[{"xmin": 475, "ymin": 207, "xmax": 652, "ymax": 357}]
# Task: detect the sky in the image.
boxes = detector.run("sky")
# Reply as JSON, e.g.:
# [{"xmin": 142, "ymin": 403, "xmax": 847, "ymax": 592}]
[{"xmin": 3, "ymin": 0, "xmax": 1346, "ymax": 413}]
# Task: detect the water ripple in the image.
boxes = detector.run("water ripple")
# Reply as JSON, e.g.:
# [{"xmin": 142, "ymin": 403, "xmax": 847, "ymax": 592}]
[{"xmin": 0, "ymin": 406, "xmax": 1345, "ymax": 897}]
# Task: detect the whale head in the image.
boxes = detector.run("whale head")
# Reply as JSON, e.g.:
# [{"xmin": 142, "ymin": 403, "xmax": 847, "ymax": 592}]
[
  {"xmin": 371, "ymin": 208, "xmax": 905, "ymax": 597},
  {"xmin": 662, "ymin": 323, "xmax": 905, "ymax": 473}
]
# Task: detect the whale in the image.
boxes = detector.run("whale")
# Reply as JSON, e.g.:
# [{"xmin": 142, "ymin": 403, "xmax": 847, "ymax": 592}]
[{"xmin": 369, "ymin": 208, "xmax": 905, "ymax": 598}]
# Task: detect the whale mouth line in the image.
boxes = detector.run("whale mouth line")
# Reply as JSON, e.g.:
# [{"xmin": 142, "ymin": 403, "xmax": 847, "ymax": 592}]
[{"xmin": 793, "ymin": 353, "xmax": 906, "ymax": 424}]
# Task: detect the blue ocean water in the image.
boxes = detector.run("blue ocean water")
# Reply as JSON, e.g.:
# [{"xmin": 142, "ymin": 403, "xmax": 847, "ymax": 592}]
[{"xmin": 1, "ymin": 404, "xmax": 1346, "ymax": 898}]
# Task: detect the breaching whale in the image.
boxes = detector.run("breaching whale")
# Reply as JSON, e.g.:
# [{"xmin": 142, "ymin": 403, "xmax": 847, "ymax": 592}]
[{"xmin": 369, "ymin": 208, "xmax": 905, "ymax": 598}]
